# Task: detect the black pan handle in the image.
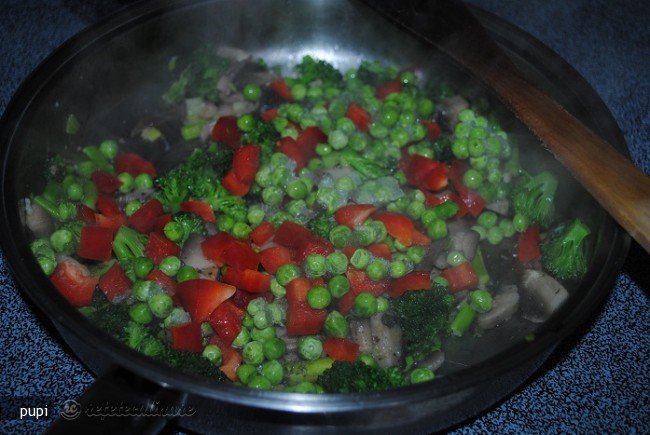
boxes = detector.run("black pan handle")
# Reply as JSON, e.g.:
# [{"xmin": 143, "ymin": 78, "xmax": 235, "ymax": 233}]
[{"xmin": 46, "ymin": 365, "xmax": 188, "ymax": 435}]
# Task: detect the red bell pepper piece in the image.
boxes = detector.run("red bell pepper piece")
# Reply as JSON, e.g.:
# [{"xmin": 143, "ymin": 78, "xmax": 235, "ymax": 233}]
[
  {"xmin": 334, "ymin": 204, "xmax": 378, "ymax": 229},
  {"xmin": 259, "ymin": 245, "xmax": 294, "ymax": 274},
  {"xmin": 128, "ymin": 198, "xmax": 164, "ymax": 234},
  {"xmin": 77, "ymin": 225, "xmax": 114, "ymax": 262},
  {"xmin": 276, "ymin": 136, "xmax": 309, "ymax": 172},
  {"xmin": 115, "ymin": 153, "xmax": 157, "ymax": 178},
  {"xmin": 145, "ymin": 231, "xmax": 181, "ymax": 264},
  {"xmin": 211, "ymin": 115, "xmax": 241, "ymax": 149},
  {"xmin": 337, "ymin": 290, "xmax": 356, "ymax": 316},
  {"xmin": 222, "ymin": 267, "xmax": 272, "ymax": 293},
  {"xmin": 208, "ymin": 335, "xmax": 242, "ymax": 382},
  {"xmin": 249, "ymin": 221, "xmax": 275, "ymax": 247},
  {"xmin": 346, "ymin": 103, "xmax": 371, "ymax": 132},
  {"xmin": 169, "ymin": 322, "xmax": 203, "ymax": 353},
  {"xmin": 346, "ymin": 268, "xmax": 390, "ymax": 297},
  {"xmin": 180, "ymin": 200, "xmax": 216, "ymax": 223},
  {"xmin": 273, "ymin": 220, "xmax": 313, "ymax": 249},
  {"xmin": 367, "ymin": 243, "xmax": 392, "ymax": 260},
  {"xmin": 98, "ymin": 262, "xmax": 132, "ymax": 302},
  {"xmin": 208, "ymin": 300, "xmax": 245, "ymax": 346},
  {"xmin": 91, "ymin": 170, "xmax": 122, "ymax": 193},
  {"xmin": 94, "ymin": 195, "xmax": 126, "ymax": 231},
  {"xmin": 50, "ymin": 258, "xmax": 99, "ymax": 306},
  {"xmin": 372, "ymin": 211, "xmax": 416, "ymax": 247},
  {"xmin": 297, "ymin": 126, "xmax": 327, "ymax": 151},
  {"xmin": 176, "ymin": 278, "xmax": 237, "ymax": 322},
  {"xmin": 449, "ymin": 160, "xmax": 487, "ymax": 218},
  {"xmin": 260, "ymin": 107, "xmax": 279, "ymax": 122},
  {"xmin": 517, "ymin": 224, "xmax": 541, "ymax": 263},
  {"xmin": 269, "ymin": 78, "xmax": 294, "ymax": 101},
  {"xmin": 76, "ymin": 204, "xmax": 96, "ymax": 223},
  {"xmin": 323, "ymin": 337, "xmax": 360, "ymax": 362},
  {"xmin": 285, "ymin": 277, "xmax": 327, "ymax": 336},
  {"xmin": 221, "ymin": 171, "xmax": 249, "ymax": 197},
  {"xmin": 403, "ymin": 154, "xmax": 449, "ymax": 192},
  {"xmin": 388, "ymin": 271, "xmax": 431, "ymax": 298},
  {"xmin": 231, "ymin": 289, "xmax": 273, "ymax": 310},
  {"xmin": 376, "ymin": 79, "xmax": 402, "ymax": 99},
  {"xmin": 440, "ymin": 261, "xmax": 479, "ymax": 293},
  {"xmin": 421, "ymin": 120, "xmax": 442, "ymax": 140},
  {"xmin": 201, "ymin": 232, "xmax": 260, "ymax": 270},
  {"xmin": 293, "ymin": 236, "xmax": 335, "ymax": 264},
  {"xmin": 145, "ymin": 269, "xmax": 177, "ymax": 295}
]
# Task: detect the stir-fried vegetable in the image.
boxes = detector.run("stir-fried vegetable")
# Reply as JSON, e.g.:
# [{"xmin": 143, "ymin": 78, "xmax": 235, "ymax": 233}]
[{"xmin": 26, "ymin": 49, "xmax": 592, "ymax": 391}]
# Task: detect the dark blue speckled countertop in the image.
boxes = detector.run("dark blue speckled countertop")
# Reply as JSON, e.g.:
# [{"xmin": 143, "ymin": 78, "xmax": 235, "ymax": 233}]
[{"xmin": 1, "ymin": 1, "xmax": 649, "ymax": 433}]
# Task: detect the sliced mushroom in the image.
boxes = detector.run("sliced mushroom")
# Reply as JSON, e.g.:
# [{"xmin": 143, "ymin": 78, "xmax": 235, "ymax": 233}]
[
  {"xmin": 180, "ymin": 234, "xmax": 214, "ymax": 270},
  {"xmin": 476, "ymin": 284, "xmax": 520, "ymax": 330},
  {"xmin": 23, "ymin": 200, "xmax": 54, "ymax": 239},
  {"xmin": 519, "ymin": 269, "xmax": 569, "ymax": 323},
  {"xmin": 369, "ymin": 313, "xmax": 403, "ymax": 369},
  {"xmin": 349, "ymin": 318, "xmax": 373, "ymax": 355},
  {"xmin": 438, "ymin": 95, "xmax": 469, "ymax": 130},
  {"xmin": 418, "ymin": 351, "xmax": 445, "ymax": 373}
]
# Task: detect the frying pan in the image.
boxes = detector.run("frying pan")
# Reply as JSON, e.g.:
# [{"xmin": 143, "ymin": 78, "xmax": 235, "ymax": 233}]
[{"xmin": 0, "ymin": 0, "xmax": 630, "ymax": 433}]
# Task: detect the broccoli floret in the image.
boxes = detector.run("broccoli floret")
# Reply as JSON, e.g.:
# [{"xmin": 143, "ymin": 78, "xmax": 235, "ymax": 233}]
[
  {"xmin": 213, "ymin": 189, "xmax": 248, "ymax": 222},
  {"xmin": 81, "ymin": 290, "xmax": 132, "ymax": 340},
  {"xmin": 241, "ymin": 119, "xmax": 280, "ymax": 167},
  {"xmin": 112, "ymin": 225, "xmax": 148, "ymax": 262},
  {"xmin": 165, "ymin": 212, "xmax": 207, "ymax": 245},
  {"xmin": 30, "ymin": 239, "xmax": 57, "ymax": 276},
  {"xmin": 392, "ymin": 284, "xmax": 454, "ymax": 364},
  {"xmin": 541, "ymin": 218, "xmax": 591, "ymax": 281},
  {"xmin": 356, "ymin": 60, "xmax": 399, "ymax": 86},
  {"xmin": 341, "ymin": 150, "xmax": 392, "ymax": 179},
  {"xmin": 154, "ymin": 348, "xmax": 226, "ymax": 382},
  {"xmin": 307, "ymin": 212, "xmax": 336, "ymax": 239},
  {"xmin": 509, "ymin": 170, "xmax": 558, "ymax": 228},
  {"xmin": 153, "ymin": 145, "xmax": 233, "ymax": 212},
  {"xmin": 163, "ymin": 47, "xmax": 231, "ymax": 105},
  {"xmin": 316, "ymin": 360, "xmax": 406, "ymax": 393},
  {"xmin": 293, "ymin": 55, "xmax": 344, "ymax": 88}
]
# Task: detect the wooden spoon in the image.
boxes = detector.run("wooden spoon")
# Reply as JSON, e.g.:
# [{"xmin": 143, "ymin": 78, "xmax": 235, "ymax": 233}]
[{"xmin": 362, "ymin": 0, "xmax": 650, "ymax": 252}]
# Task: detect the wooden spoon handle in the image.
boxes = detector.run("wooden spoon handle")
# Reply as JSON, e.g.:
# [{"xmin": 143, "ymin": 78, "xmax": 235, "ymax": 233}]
[{"xmin": 364, "ymin": 0, "xmax": 650, "ymax": 252}]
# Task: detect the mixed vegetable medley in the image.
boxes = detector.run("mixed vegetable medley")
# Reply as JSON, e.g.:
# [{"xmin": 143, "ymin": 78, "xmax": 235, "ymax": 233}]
[{"xmin": 25, "ymin": 46, "xmax": 592, "ymax": 393}]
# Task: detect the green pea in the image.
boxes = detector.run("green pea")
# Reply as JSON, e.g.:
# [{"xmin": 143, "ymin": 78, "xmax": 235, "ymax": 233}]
[
  {"xmin": 202, "ymin": 344, "xmax": 223, "ymax": 366},
  {"xmin": 328, "ymin": 129, "xmax": 349, "ymax": 150},
  {"xmin": 125, "ymin": 200, "xmax": 142, "ymax": 217},
  {"xmin": 243, "ymin": 83, "xmax": 262, "ymax": 101},
  {"xmin": 486, "ymin": 226, "xmax": 504, "ymax": 245},
  {"xmin": 231, "ymin": 328, "xmax": 251, "ymax": 349},
  {"xmin": 135, "ymin": 173, "xmax": 153, "ymax": 189},
  {"xmin": 324, "ymin": 310, "xmax": 348, "ymax": 337},
  {"xmin": 237, "ymin": 113, "xmax": 256, "ymax": 132},
  {"xmin": 236, "ymin": 364, "xmax": 257, "ymax": 384},
  {"xmin": 307, "ymin": 286, "xmax": 331, "ymax": 310},
  {"xmin": 298, "ymin": 336, "xmax": 323, "ymax": 361},
  {"xmin": 247, "ymin": 205, "xmax": 265, "ymax": 226},
  {"xmin": 261, "ymin": 360, "xmax": 284, "ymax": 386},
  {"xmin": 129, "ymin": 302, "xmax": 153, "ymax": 324},
  {"xmin": 148, "ymin": 293, "xmax": 174, "ymax": 318},
  {"xmin": 291, "ymin": 83, "xmax": 307, "ymax": 100},
  {"xmin": 417, "ymin": 98, "xmax": 435, "ymax": 118},
  {"xmin": 328, "ymin": 275, "xmax": 350, "ymax": 298},
  {"xmin": 426, "ymin": 218, "xmax": 448, "ymax": 240},
  {"xmin": 463, "ymin": 168, "xmax": 483, "ymax": 190},
  {"xmin": 354, "ymin": 224, "xmax": 376, "ymax": 247},
  {"xmin": 376, "ymin": 297, "xmax": 389, "ymax": 313},
  {"xmin": 242, "ymin": 340, "xmax": 265, "ymax": 365},
  {"xmin": 499, "ymin": 219, "xmax": 516, "ymax": 238},
  {"xmin": 276, "ymin": 264, "xmax": 302, "ymax": 286},
  {"xmin": 270, "ymin": 279, "xmax": 286, "ymax": 298},
  {"xmin": 329, "ymin": 225, "xmax": 352, "ymax": 248},
  {"xmin": 353, "ymin": 293, "xmax": 378, "ymax": 317},
  {"xmin": 262, "ymin": 337, "xmax": 287, "ymax": 361},
  {"xmin": 350, "ymin": 248, "xmax": 371, "ymax": 269},
  {"xmin": 451, "ymin": 138, "xmax": 469, "ymax": 159},
  {"xmin": 247, "ymin": 374, "xmax": 273, "ymax": 390},
  {"xmin": 477, "ymin": 211, "xmax": 498, "ymax": 228},
  {"xmin": 446, "ymin": 250, "xmax": 466, "ymax": 267},
  {"xmin": 305, "ymin": 254, "xmax": 327, "ymax": 278},
  {"xmin": 132, "ymin": 280, "xmax": 159, "ymax": 302},
  {"xmin": 99, "ymin": 139, "xmax": 119, "ymax": 159},
  {"xmin": 287, "ymin": 179, "xmax": 309, "ymax": 200},
  {"xmin": 159, "ymin": 256, "xmax": 181, "ymax": 276},
  {"xmin": 293, "ymin": 382, "xmax": 318, "ymax": 394},
  {"xmin": 324, "ymin": 252, "xmax": 348, "ymax": 275},
  {"xmin": 513, "ymin": 213, "xmax": 529, "ymax": 232},
  {"xmin": 176, "ymin": 265, "xmax": 199, "ymax": 282},
  {"xmin": 286, "ymin": 103, "xmax": 304, "ymax": 122},
  {"xmin": 389, "ymin": 259, "xmax": 408, "ymax": 278},
  {"xmin": 366, "ymin": 259, "xmax": 386, "ymax": 281},
  {"xmin": 406, "ymin": 201, "xmax": 425, "ymax": 220},
  {"xmin": 217, "ymin": 214, "xmax": 235, "ymax": 232},
  {"xmin": 262, "ymin": 186, "xmax": 284, "ymax": 206},
  {"xmin": 251, "ymin": 326, "xmax": 276, "ymax": 343},
  {"xmin": 410, "ymin": 368, "xmax": 434, "ymax": 384},
  {"xmin": 406, "ymin": 245, "xmax": 426, "ymax": 264},
  {"xmin": 469, "ymin": 289, "xmax": 493, "ymax": 313}
]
